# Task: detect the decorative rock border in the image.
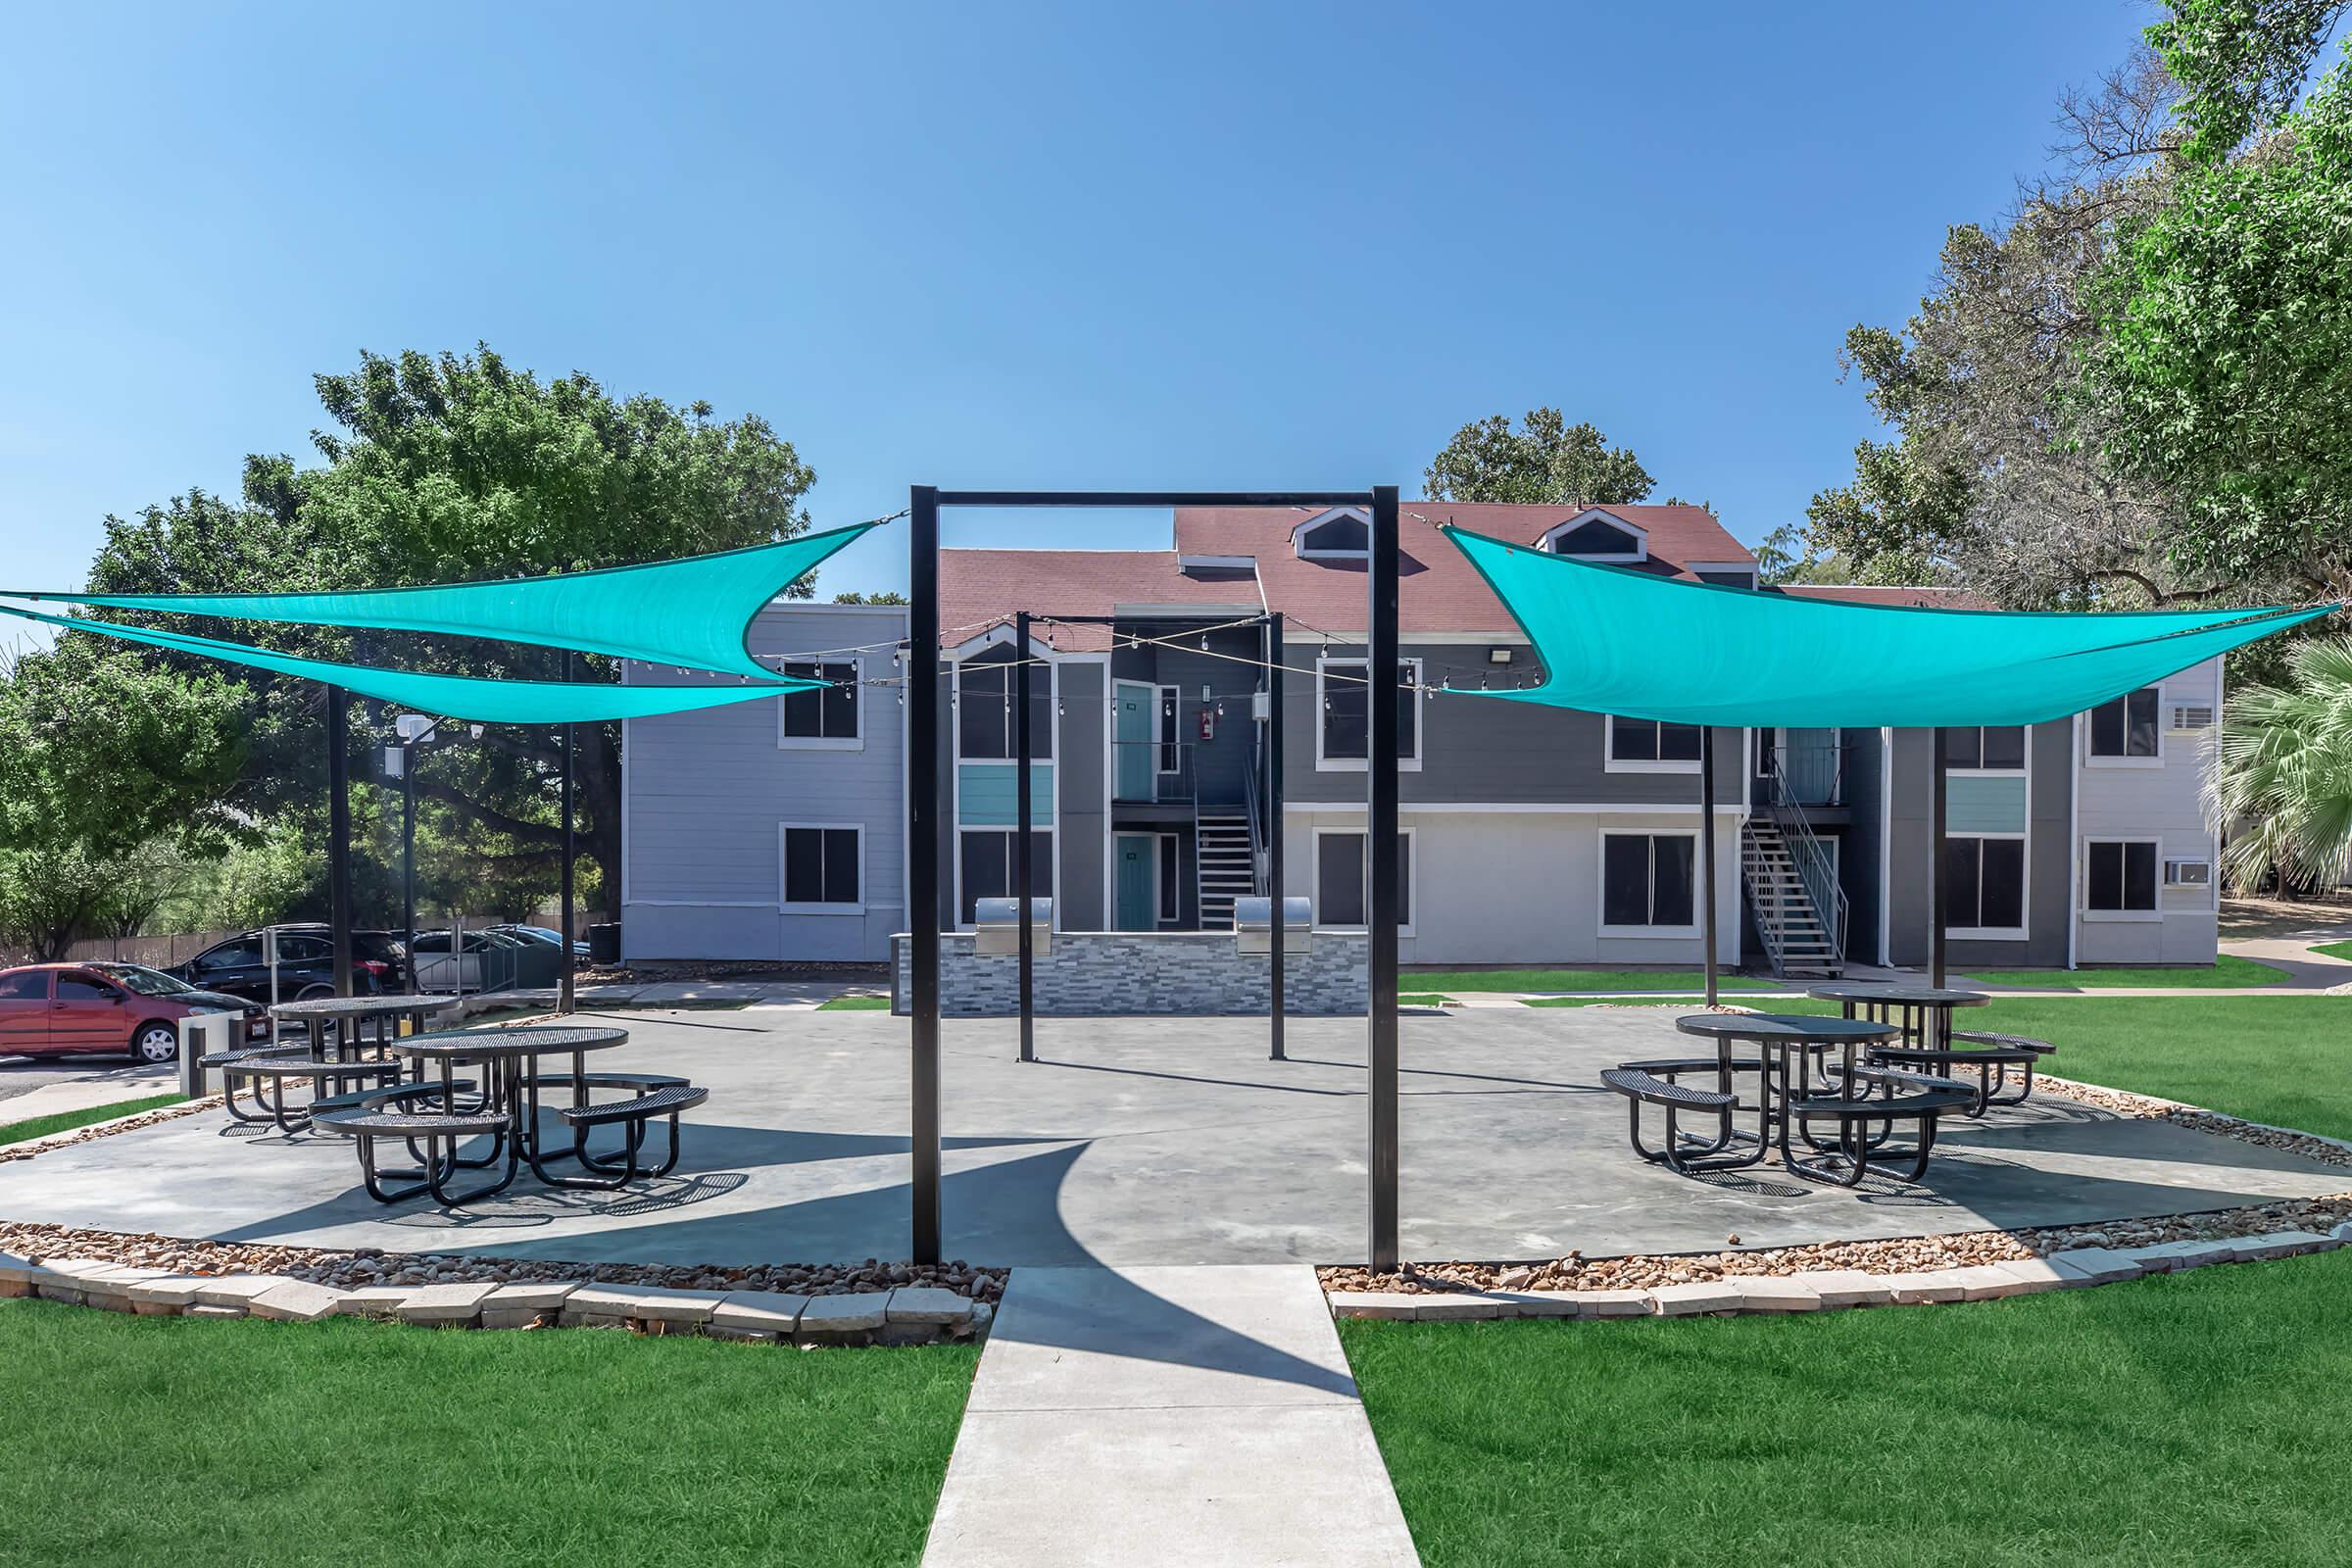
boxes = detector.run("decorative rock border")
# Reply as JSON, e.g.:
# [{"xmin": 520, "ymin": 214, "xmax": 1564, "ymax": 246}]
[
  {"xmin": 0, "ymin": 1251, "xmax": 994, "ymax": 1347},
  {"xmin": 1327, "ymin": 1224, "xmax": 2352, "ymax": 1321}
]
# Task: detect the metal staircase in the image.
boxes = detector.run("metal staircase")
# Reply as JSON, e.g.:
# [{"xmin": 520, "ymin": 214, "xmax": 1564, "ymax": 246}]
[
  {"xmin": 1196, "ymin": 813, "xmax": 1256, "ymax": 930},
  {"xmin": 1740, "ymin": 819, "xmax": 1842, "ymax": 978}
]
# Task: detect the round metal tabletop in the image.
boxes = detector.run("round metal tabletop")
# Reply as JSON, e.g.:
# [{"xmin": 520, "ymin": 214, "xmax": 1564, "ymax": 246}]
[
  {"xmin": 1805, "ymin": 984, "xmax": 1988, "ymax": 1007},
  {"xmin": 391, "ymin": 1024, "xmax": 628, "ymax": 1061},
  {"xmin": 269, "ymin": 994, "xmax": 463, "ymax": 1019},
  {"xmin": 1675, "ymin": 1012, "xmax": 1898, "ymax": 1043}
]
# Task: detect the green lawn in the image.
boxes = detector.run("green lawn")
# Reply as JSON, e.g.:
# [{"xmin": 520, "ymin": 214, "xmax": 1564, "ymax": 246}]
[
  {"xmin": 1399, "ymin": 993, "xmax": 1458, "ymax": 1008},
  {"xmin": 1407, "ymin": 969, "xmax": 1774, "ymax": 994},
  {"xmin": 1344, "ymin": 1250, "xmax": 2352, "ymax": 1567},
  {"xmin": 1522, "ymin": 995, "xmax": 1834, "ymax": 1011},
  {"xmin": 2314, "ymin": 939, "xmax": 2352, "ymax": 962},
  {"xmin": 1960, "ymin": 954, "xmax": 2287, "ymax": 989},
  {"xmin": 0, "ymin": 1298, "xmax": 975, "ymax": 1567},
  {"xmin": 0, "ymin": 1093, "xmax": 184, "ymax": 1147},
  {"xmin": 817, "ymin": 995, "xmax": 892, "ymax": 1010}
]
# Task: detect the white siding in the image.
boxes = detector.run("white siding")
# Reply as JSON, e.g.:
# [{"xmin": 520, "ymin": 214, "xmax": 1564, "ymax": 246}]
[{"xmin": 2073, "ymin": 657, "xmax": 2221, "ymax": 965}]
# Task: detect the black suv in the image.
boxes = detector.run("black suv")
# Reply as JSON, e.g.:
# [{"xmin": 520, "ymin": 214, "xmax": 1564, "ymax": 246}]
[{"xmin": 167, "ymin": 929, "xmax": 391, "ymax": 1005}]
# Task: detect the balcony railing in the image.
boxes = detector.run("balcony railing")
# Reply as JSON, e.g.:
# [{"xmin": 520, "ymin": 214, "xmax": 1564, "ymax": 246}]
[
  {"xmin": 1760, "ymin": 740, "xmax": 1849, "ymax": 807},
  {"xmin": 1111, "ymin": 740, "xmax": 1195, "ymax": 805}
]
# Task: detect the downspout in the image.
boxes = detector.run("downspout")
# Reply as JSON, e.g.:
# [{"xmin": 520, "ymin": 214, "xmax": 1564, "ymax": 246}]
[{"xmin": 2067, "ymin": 710, "xmax": 2082, "ymax": 971}]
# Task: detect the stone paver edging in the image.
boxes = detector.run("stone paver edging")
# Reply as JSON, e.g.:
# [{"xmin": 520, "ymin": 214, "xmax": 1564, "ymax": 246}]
[{"xmin": 1328, "ymin": 1224, "xmax": 2351, "ymax": 1321}]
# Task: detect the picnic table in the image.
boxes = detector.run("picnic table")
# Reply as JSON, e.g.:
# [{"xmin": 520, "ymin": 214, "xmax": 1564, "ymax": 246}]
[
  {"xmin": 269, "ymin": 994, "xmax": 462, "ymax": 1060},
  {"xmin": 1807, "ymin": 983, "xmax": 1988, "ymax": 1050}
]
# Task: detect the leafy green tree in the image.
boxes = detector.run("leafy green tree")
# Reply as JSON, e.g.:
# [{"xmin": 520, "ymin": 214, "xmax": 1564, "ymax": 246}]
[
  {"xmin": 85, "ymin": 346, "xmax": 820, "ymax": 920},
  {"xmin": 2213, "ymin": 633, "xmax": 2352, "ymax": 890},
  {"xmin": 832, "ymin": 590, "xmax": 908, "ymax": 605},
  {"xmin": 1424, "ymin": 410, "xmax": 1653, "ymax": 505},
  {"xmin": 2148, "ymin": 0, "xmax": 2348, "ymax": 161}
]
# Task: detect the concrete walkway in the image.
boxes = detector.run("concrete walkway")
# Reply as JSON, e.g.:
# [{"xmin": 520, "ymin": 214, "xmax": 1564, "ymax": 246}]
[{"xmin": 922, "ymin": 1265, "xmax": 1420, "ymax": 1567}]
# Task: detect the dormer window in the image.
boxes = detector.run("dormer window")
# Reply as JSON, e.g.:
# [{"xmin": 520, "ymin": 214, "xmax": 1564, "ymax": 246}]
[
  {"xmin": 1539, "ymin": 508, "xmax": 1647, "ymax": 563},
  {"xmin": 1295, "ymin": 508, "xmax": 1371, "ymax": 560}
]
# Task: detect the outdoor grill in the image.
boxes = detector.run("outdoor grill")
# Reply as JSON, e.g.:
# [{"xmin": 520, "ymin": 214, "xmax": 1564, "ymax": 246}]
[
  {"xmin": 1234, "ymin": 896, "xmax": 1312, "ymax": 956},
  {"xmin": 973, "ymin": 897, "xmax": 1053, "ymax": 957}
]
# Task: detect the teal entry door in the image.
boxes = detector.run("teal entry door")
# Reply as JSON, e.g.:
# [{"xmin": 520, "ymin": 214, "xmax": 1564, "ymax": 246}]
[
  {"xmin": 1113, "ymin": 834, "xmax": 1156, "ymax": 930},
  {"xmin": 1114, "ymin": 682, "xmax": 1154, "ymax": 801}
]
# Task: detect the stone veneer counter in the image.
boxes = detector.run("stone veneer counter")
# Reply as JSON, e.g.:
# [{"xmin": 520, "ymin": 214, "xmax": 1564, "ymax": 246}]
[{"xmin": 891, "ymin": 930, "xmax": 1368, "ymax": 1016}]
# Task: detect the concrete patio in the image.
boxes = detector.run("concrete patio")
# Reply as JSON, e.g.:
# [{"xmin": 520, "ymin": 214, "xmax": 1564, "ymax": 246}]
[{"xmin": 0, "ymin": 1006, "xmax": 2341, "ymax": 1267}]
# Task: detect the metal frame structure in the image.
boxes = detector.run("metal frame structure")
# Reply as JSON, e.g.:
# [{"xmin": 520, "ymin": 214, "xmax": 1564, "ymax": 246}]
[{"xmin": 906, "ymin": 485, "xmax": 1402, "ymax": 1269}]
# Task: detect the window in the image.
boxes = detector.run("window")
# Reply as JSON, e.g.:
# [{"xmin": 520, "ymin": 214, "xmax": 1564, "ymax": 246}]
[
  {"xmin": 197, "ymin": 940, "xmax": 260, "ymax": 971},
  {"xmin": 2085, "ymin": 840, "xmax": 2159, "ymax": 913},
  {"xmin": 56, "ymin": 973, "xmax": 116, "ymax": 1002},
  {"xmin": 1946, "ymin": 835, "xmax": 2026, "ymax": 933},
  {"xmin": 1541, "ymin": 514, "xmax": 1646, "ymax": 561},
  {"xmin": 1608, "ymin": 715, "xmax": 1703, "ymax": 769},
  {"xmin": 0, "ymin": 971, "xmax": 48, "ymax": 1001},
  {"xmin": 779, "ymin": 660, "xmax": 859, "ymax": 746},
  {"xmin": 780, "ymin": 825, "xmax": 861, "ymax": 910},
  {"xmin": 1296, "ymin": 511, "xmax": 1370, "ymax": 558},
  {"xmin": 1314, "ymin": 830, "xmax": 1412, "ymax": 930},
  {"xmin": 1318, "ymin": 659, "xmax": 1420, "ymax": 768},
  {"xmin": 278, "ymin": 935, "xmax": 330, "ymax": 961},
  {"xmin": 1157, "ymin": 835, "xmax": 1180, "ymax": 924},
  {"xmin": 2088, "ymin": 688, "xmax": 2160, "ymax": 760},
  {"xmin": 1156, "ymin": 686, "xmax": 1182, "ymax": 774},
  {"xmin": 956, "ymin": 647, "xmax": 1054, "ymax": 761},
  {"xmin": 958, "ymin": 829, "xmax": 1054, "ymax": 925},
  {"xmin": 1600, "ymin": 832, "xmax": 1697, "ymax": 930},
  {"xmin": 1943, "ymin": 726, "xmax": 2026, "ymax": 770}
]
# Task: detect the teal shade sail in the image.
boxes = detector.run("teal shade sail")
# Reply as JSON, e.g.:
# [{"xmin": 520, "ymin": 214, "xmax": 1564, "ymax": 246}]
[
  {"xmin": 0, "ymin": 605, "xmax": 813, "ymax": 724},
  {"xmin": 1445, "ymin": 525, "xmax": 2338, "ymax": 727},
  {"xmin": 1, "ymin": 520, "xmax": 876, "ymax": 680}
]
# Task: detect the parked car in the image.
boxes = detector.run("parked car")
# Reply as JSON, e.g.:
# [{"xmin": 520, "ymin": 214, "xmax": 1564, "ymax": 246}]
[
  {"xmin": 165, "ymin": 929, "xmax": 389, "ymax": 1007},
  {"xmin": 487, "ymin": 923, "xmax": 590, "ymax": 959},
  {"xmin": 0, "ymin": 961, "xmax": 252, "ymax": 1063},
  {"xmin": 266, "ymin": 923, "xmax": 411, "ymax": 987}
]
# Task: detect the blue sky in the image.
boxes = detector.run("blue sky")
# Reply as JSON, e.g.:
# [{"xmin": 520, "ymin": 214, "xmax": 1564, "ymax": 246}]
[{"xmin": 0, "ymin": 2, "xmax": 2147, "ymax": 613}]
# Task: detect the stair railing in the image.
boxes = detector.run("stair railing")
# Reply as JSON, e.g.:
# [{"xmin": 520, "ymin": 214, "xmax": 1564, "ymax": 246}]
[{"xmin": 1760, "ymin": 750, "xmax": 1849, "ymax": 965}]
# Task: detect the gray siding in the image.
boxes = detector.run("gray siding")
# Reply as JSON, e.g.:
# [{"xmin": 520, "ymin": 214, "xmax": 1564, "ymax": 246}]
[
  {"xmin": 1057, "ymin": 661, "xmax": 1108, "ymax": 930},
  {"xmin": 1885, "ymin": 721, "xmax": 2072, "ymax": 969}
]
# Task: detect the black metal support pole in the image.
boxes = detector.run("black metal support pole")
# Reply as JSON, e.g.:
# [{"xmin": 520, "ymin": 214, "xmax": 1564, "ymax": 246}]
[
  {"xmin": 908, "ymin": 485, "xmax": 943, "ymax": 1265},
  {"xmin": 1267, "ymin": 612, "xmax": 1286, "ymax": 1061},
  {"xmin": 561, "ymin": 649, "xmax": 576, "ymax": 1016},
  {"xmin": 327, "ymin": 684, "xmax": 354, "ymax": 998},
  {"xmin": 1700, "ymin": 725, "xmax": 1719, "ymax": 1008},
  {"xmin": 402, "ymin": 748, "xmax": 417, "ymax": 997},
  {"xmin": 1367, "ymin": 485, "xmax": 1400, "ymax": 1272},
  {"xmin": 1015, "ymin": 612, "xmax": 1035, "ymax": 1063},
  {"xmin": 1930, "ymin": 726, "xmax": 1948, "ymax": 987}
]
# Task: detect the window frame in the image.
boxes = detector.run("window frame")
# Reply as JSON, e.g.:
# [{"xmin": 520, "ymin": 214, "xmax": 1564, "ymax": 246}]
[
  {"xmin": 2085, "ymin": 687, "xmax": 2165, "ymax": 768},
  {"xmin": 1538, "ymin": 508, "xmax": 1648, "ymax": 564},
  {"xmin": 1944, "ymin": 830, "xmax": 2030, "ymax": 940},
  {"xmin": 1596, "ymin": 828, "xmax": 1703, "ymax": 938},
  {"xmin": 1310, "ymin": 826, "xmax": 1417, "ymax": 937},
  {"xmin": 774, "ymin": 657, "xmax": 863, "ymax": 751},
  {"xmin": 1293, "ymin": 507, "xmax": 1373, "ymax": 561},
  {"xmin": 1605, "ymin": 715, "xmax": 1704, "ymax": 775},
  {"xmin": 2082, "ymin": 835, "xmax": 2164, "ymax": 921},
  {"xmin": 778, "ymin": 821, "xmax": 866, "ymax": 914},
  {"xmin": 1941, "ymin": 724, "xmax": 2029, "ymax": 775},
  {"xmin": 1155, "ymin": 684, "xmax": 1182, "ymax": 776},
  {"xmin": 953, "ymin": 825, "xmax": 1057, "ymax": 931},
  {"xmin": 1314, "ymin": 656, "xmax": 1424, "ymax": 772}
]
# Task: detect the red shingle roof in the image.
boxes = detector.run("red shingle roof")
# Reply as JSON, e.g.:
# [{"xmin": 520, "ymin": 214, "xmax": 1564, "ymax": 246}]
[{"xmin": 937, "ymin": 550, "xmax": 1263, "ymax": 651}]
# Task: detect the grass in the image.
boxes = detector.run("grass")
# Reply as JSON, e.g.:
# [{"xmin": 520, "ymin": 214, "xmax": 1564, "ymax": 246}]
[
  {"xmin": 1406, "ymin": 968, "xmax": 1774, "ymax": 994},
  {"xmin": 0, "ymin": 1298, "xmax": 976, "ymax": 1567},
  {"xmin": 818, "ymin": 994, "xmax": 892, "ymax": 1010},
  {"xmin": 0, "ymin": 1093, "xmax": 184, "ymax": 1147},
  {"xmin": 2313, "ymin": 938, "xmax": 2352, "ymax": 962},
  {"xmin": 1343, "ymin": 1249, "xmax": 2352, "ymax": 1567},
  {"xmin": 1398, "ymin": 993, "xmax": 1458, "ymax": 1008},
  {"xmin": 1960, "ymin": 954, "xmax": 2288, "ymax": 989},
  {"xmin": 1521, "ymin": 996, "xmax": 1837, "ymax": 1011}
]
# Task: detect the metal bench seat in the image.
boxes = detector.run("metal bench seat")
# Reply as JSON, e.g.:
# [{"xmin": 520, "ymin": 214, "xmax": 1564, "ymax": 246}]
[
  {"xmin": 1600, "ymin": 1067, "xmax": 1737, "ymax": 1111},
  {"xmin": 535, "ymin": 1083, "xmax": 708, "ymax": 1189},
  {"xmin": 1781, "ymin": 1067, "xmax": 1972, "ymax": 1188},
  {"xmin": 315, "ymin": 1108, "xmax": 512, "ymax": 1137},
  {"xmin": 1951, "ymin": 1030, "xmax": 2057, "ymax": 1055},
  {"xmin": 220, "ymin": 1055, "xmax": 403, "ymax": 1133},
  {"xmin": 1603, "ymin": 1065, "xmax": 1762, "ymax": 1176},
  {"xmin": 1870, "ymin": 1032, "xmax": 2052, "ymax": 1113},
  {"xmin": 530, "ymin": 1072, "xmax": 691, "ymax": 1095},
  {"xmin": 315, "ymin": 1102, "xmax": 516, "ymax": 1206},
  {"xmin": 198, "ymin": 1045, "xmax": 308, "ymax": 1126},
  {"xmin": 311, "ymin": 1079, "xmax": 479, "ymax": 1116}
]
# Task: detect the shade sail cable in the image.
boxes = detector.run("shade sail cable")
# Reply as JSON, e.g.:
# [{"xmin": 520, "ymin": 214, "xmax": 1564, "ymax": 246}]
[
  {"xmin": 0, "ymin": 519, "xmax": 881, "ymax": 680},
  {"xmin": 1441, "ymin": 524, "xmax": 2338, "ymax": 728}
]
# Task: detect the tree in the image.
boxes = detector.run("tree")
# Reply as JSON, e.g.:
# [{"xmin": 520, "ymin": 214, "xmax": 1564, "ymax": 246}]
[
  {"xmin": 2212, "ymin": 633, "xmax": 2352, "ymax": 890},
  {"xmin": 832, "ymin": 590, "xmax": 908, "ymax": 605},
  {"xmin": 1424, "ymin": 410, "xmax": 1653, "ymax": 505},
  {"xmin": 84, "ymin": 346, "xmax": 820, "ymax": 920},
  {"xmin": 2148, "ymin": 0, "xmax": 2348, "ymax": 161},
  {"xmin": 2083, "ymin": 48, "xmax": 2352, "ymax": 599}
]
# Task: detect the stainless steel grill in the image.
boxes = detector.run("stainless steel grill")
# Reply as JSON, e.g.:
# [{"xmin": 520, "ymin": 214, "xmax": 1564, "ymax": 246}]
[
  {"xmin": 973, "ymin": 897, "xmax": 1053, "ymax": 957},
  {"xmin": 1234, "ymin": 896, "xmax": 1312, "ymax": 956}
]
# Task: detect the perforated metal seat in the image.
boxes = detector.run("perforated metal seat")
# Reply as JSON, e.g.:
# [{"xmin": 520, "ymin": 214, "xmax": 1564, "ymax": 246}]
[
  {"xmin": 1600, "ymin": 1068, "xmax": 1737, "ymax": 1111},
  {"xmin": 558, "ymin": 1084, "xmax": 709, "ymax": 1127}
]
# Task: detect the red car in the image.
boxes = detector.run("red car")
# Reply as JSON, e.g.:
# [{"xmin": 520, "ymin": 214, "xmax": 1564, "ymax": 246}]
[{"xmin": 0, "ymin": 961, "xmax": 256, "ymax": 1064}]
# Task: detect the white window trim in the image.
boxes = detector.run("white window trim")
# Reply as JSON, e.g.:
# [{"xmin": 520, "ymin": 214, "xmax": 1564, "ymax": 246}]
[
  {"xmin": 2084, "ymin": 688, "xmax": 2166, "ymax": 769},
  {"xmin": 1942, "ymin": 724, "xmax": 2032, "ymax": 778},
  {"xmin": 1945, "ymin": 829, "xmax": 2030, "ymax": 941},
  {"xmin": 1686, "ymin": 560, "xmax": 1760, "ymax": 588},
  {"xmin": 778, "ymin": 821, "xmax": 866, "ymax": 915},
  {"xmin": 1314, "ymin": 656, "xmax": 1425, "ymax": 772},
  {"xmin": 1293, "ymin": 506, "xmax": 1372, "ymax": 560},
  {"xmin": 953, "ymin": 824, "xmax": 1059, "ymax": 933},
  {"xmin": 1539, "ymin": 507, "xmax": 1648, "ymax": 563},
  {"xmin": 1605, "ymin": 714, "xmax": 1702, "ymax": 775},
  {"xmin": 1597, "ymin": 827, "xmax": 1703, "ymax": 939},
  {"xmin": 1311, "ymin": 825, "xmax": 1417, "ymax": 937},
  {"xmin": 2082, "ymin": 835, "xmax": 2165, "ymax": 922},
  {"xmin": 774, "ymin": 656, "xmax": 864, "ymax": 752}
]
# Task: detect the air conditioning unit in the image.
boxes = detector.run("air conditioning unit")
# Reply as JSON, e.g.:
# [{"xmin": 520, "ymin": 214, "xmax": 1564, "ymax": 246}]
[
  {"xmin": 2165, "ymin": 858, "xmax": 2212, "ymax": 887},
  {"xmin": 2170, "ymin": 703, "xmax": 2215, "ymax": 731}
]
